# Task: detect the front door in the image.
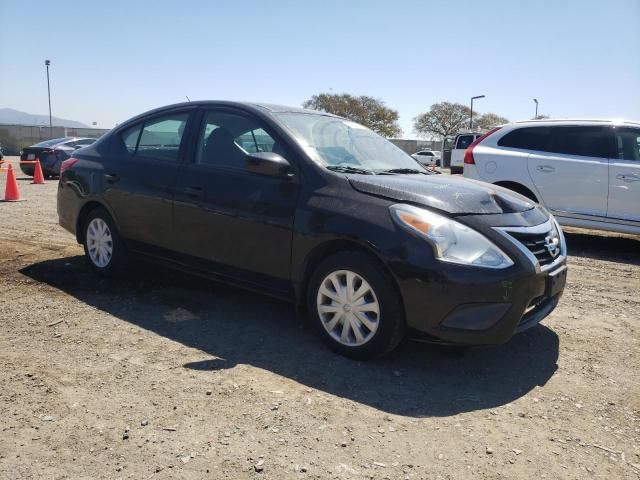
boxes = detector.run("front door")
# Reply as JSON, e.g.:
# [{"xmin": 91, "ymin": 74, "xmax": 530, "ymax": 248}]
[
  {"xmin": 608, "ymin": 126, "xmax": 640, "ymax": 223},
  {"xmin": 172, "ymin": 108, "xmax": 299, "ymax": 294},
  {"xmin": 527, "ymin": 126, "xmax": 612, "ymax": 218}
]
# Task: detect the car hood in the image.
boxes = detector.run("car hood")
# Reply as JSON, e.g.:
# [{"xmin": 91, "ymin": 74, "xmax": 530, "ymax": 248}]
[{"xmin": 348, "ymin": 174, "xmax": 535, "ymax": 215}]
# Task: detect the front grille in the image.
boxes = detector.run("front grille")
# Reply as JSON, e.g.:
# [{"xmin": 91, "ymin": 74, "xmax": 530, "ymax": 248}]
[{"xmin": 507, "ymin": 230, "xmax": 557, "ymax": 268}]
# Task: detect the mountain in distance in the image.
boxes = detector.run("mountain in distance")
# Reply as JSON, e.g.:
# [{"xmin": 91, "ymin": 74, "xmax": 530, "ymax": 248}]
[{"xmin": 0, "ymin": 108, "xmax": 89, "ymax": 128}]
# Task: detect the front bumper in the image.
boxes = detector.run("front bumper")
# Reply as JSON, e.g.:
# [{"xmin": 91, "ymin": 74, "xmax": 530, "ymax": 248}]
[{"xmin": 389, "ymin": 217, "xmax": 567, "ymax": 345}]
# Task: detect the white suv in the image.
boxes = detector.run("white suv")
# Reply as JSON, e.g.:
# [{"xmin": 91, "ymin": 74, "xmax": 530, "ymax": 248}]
[{"xmin": 463, "ymin": 120, "xmax": 640, "ymax": 235}]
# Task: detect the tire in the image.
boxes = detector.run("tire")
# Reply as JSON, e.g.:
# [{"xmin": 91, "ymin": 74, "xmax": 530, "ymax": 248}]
[
  {"xmin": 450, "ymin": 166, "xmax": 463, "ymax": 175},
  {"xmin": 82, "ymin": 207, "xmax": 128, "ymax": 276},
  {"xmin": 307, "ymin": 251, "xmax": 405, "ymax": 360}
]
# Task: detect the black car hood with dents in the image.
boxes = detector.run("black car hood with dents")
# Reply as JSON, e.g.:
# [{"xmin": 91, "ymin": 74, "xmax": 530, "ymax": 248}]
[{"xmin": 348, "ymin": 174, "xmax": 535, "ymax": 215}]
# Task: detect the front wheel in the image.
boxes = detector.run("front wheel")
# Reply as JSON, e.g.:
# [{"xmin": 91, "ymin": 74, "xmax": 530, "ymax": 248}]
[
  {"xmin": 83, "ymin": 207, "xmax": 128, "ymax": 276},
  {"xmin": 307, "ymin": 252, "xmax": 405, "ymax": 360}
]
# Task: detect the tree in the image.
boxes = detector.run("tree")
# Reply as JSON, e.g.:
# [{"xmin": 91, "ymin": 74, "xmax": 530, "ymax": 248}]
[
  {"xmin": 475, "ymin": 113, "xmax": 509, "ymax": 131},
  {"xmin": 302, "ymin": 93, "xmax": 402, "ymax": 137},
  {"xmin": 413, "ymin": 102, "xmax": 471, "ymax": 140},
  {"xmin": 533, "ymin": 114, "xmax": 549, "ymax": 120}
]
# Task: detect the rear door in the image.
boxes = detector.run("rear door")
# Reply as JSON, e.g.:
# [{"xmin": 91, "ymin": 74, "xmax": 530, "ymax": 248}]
[
  {"xmin": 102, "ymin": 109, "xmax": 194, "ymax": 251},
  {"xmin": 527, "ymin": 126, "xmax": 612, "ymax": 217},
  {"xmin": 608, "ymin": 127, "xmax": 640, "ymax": 223}
]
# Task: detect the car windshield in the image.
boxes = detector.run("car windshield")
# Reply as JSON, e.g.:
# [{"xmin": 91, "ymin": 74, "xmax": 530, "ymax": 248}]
[
  {"xmin": 276, "ymin": 113, "xmax": 423, "ymax": 173},
  {"xmin": 33, "ymin": 137, "xmax": 70, "ymax": 147}
]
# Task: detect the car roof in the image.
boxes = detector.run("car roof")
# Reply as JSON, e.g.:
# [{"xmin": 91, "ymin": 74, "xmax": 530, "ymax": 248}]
[
  {"xmin": 130, "ymin": 101, "xmax": 339, "ymax": 120},
  {"xmin": 512, "ymin": 118, "xmax": 640, "ymax": 127},
  {"xmin": 112, "ymin": 101, "xmax": 344, "ymax": 132}
]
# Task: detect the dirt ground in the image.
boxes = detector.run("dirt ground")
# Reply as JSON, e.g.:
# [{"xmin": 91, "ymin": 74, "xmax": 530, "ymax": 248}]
[{"xmin": 1, "ymin": 158, "xmax": 639, "ymax": 479}]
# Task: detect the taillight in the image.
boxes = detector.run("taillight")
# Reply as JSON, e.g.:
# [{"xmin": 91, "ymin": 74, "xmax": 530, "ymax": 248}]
[
  {"xmin": 464, "ymin": 127, "xmax": 502, "ymax": 165},
  {"xmin": 60, "ymin": 157, "xmax": 79, "ymax": 175}
]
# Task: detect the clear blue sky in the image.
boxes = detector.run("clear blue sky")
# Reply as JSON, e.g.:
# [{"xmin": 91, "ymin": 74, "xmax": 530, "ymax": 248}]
[{"xmin": 1, "ymin": 0, "xmax": 639, "ymax": 138}]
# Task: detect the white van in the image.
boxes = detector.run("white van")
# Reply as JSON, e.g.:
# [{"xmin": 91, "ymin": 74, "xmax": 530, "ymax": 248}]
[{"xmin": 450, "ymin": 132, "xmax": 481, "ymax": 174}]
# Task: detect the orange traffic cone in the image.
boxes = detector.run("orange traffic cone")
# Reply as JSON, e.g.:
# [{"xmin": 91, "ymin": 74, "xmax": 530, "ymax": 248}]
[
  {"xmin": 32, "ymin": 160, "xmax": 45, "ymax": 184},
  {"xmin": 4, "ymin": 164, "xmax": 22, "ymax": 201}
]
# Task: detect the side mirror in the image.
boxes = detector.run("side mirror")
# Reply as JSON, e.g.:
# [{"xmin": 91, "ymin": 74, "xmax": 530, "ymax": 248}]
[{"xmin": 246, "ymin": 152, "xmax": 292, "ymax": 178}]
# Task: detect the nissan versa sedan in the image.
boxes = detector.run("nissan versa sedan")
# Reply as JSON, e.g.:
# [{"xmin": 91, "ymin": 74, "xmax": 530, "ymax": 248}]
[{"xmin": 57, "ymin": 101, "xmax": 567, "ymax": 359}]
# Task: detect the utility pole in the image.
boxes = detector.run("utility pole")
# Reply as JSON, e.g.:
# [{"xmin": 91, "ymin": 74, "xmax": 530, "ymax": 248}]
[
  {"xmin": 45, "ymin": 60, "xmax": 52, "ymax": 136},
  {"xmin": 470, "ymin": 95, "xmax": 485, "ymax": 129}
]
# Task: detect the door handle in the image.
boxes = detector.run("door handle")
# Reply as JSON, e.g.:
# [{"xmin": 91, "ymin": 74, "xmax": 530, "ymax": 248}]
[
  {"xmin": 536, "ymin": 165, "xmax": 555, "ymax": 173},
  {"xmin": 104, "ymin": 173, "xmax": 119, "ymax": 183},
  {"xmin": 185, "ymin": 186, "xmax": 203, "ymax": 198},
  {"xmin": 617, "ymin": 173, "xmax": 640, "ymax": 182}
]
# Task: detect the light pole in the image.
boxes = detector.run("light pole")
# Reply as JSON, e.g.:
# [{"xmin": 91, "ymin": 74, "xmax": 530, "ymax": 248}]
[
  {"xmin": 45, "ymin": 60, "xmax": 52, "ymax": 136},
  {"xmin": 533, "ymin": 98, "xmax": 539, "ymax": 119},
  {"xmin": 470, "ymin": 95, "xmax": 485, "ymax": 129}
]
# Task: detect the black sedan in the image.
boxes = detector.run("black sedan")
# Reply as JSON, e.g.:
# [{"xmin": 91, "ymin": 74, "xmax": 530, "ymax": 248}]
[
  {"xmin": 57, "ymin": 101, "xmax": 567, "ymax": 359},
  {"xmin": 20, "ymin": 137, "xmax": 96, "ymax": 178}
]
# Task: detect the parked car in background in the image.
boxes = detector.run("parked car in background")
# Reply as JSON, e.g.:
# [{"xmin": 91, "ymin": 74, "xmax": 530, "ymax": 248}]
[
  {"xmin": 463, "ymin": 119, "xmax": 640, "ymax": 235},
  {"xmin": 411, "ymin": 149, "xmax": 441, "ymax": 167},
  {"xmin": 57, "ymin": 101, "xmax": 567, "ymax": 359},
  {"xmin": 450, "ymin": 132, "xmax": 481, "ymax": 174},
  {"xmin": 20, "ymin": 137, "xmax": 96, "ymax": 178}
]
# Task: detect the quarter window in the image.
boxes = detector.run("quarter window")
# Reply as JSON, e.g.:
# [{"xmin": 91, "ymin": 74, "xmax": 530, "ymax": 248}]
[
  {"xmin": 197, "ymin": 111, "xmax": 281, "ymax": 168},
  {"xmin": 122, "ymin": 125, "xmax": 142, "ymax": 153},
  {"xmin": 498, "ymin": 127, "xmax": 551, "ymax": 151}
]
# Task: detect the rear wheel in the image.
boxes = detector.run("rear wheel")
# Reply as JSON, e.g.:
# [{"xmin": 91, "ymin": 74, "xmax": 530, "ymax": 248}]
[
  {"xmin": 307, "ymin": 252, "xmax": 405, "ymax": 359},
  {"xmin": 83, "ymin": 207, "xmax": 128, "ymax": 276}
]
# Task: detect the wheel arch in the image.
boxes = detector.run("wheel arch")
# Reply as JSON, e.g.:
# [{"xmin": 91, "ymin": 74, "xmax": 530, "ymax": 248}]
[
  {"xmin": 296, "ymin": 239, "xmax": 404, "ymax": 315},
  {"xmin": 493, "ymin": 181, "xmax": 539, "ymax": 202},
  {"xmin": 75, "ymin": 201, "xmax": 119, "ymax": 244}
]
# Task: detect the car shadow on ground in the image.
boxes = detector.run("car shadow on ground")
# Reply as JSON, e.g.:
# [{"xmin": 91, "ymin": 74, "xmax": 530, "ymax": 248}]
[
  {"xmin": 564, "ymin": 230, "xmax": 640, "ymax": 266},
  {"xmin": 21, "ymin": 255, "xmax": 559, "ymax": 418}
]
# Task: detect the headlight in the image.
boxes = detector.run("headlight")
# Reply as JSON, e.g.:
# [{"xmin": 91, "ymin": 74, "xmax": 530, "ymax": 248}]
[{"xmin": 390, "ymin": 204, "xmax": 514, "ymax": 269}]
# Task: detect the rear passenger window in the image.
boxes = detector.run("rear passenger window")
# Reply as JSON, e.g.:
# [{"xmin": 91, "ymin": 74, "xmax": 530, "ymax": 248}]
[
  {"xmin": 614, "ymin": 128, "xmax": 640, "ymax": 161},
  {"xmin": 137, "ymin": 114, "xmax": 189, "ymax": 161},
  {"xmin": 549, "ymin": 126, "xmax": 613, "ymax": 158},
  {"xmin": 455, "ymin": 135, "xmax": 474, "ymax": 149},
  {"xmin": 497, "ymin": 127, "xmax": 551, "ymax": 151}
]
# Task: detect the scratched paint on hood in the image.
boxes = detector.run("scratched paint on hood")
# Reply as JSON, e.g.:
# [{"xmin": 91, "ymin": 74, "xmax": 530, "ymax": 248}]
[{"xmin": 348, "ymin": 174, "xmax": 535, "ymax": 215}]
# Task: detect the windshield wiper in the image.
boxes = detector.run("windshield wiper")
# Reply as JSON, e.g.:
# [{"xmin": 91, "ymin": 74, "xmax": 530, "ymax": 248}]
[
  {"xmin": 375, "ymin": 168, "xmax": 430, "ymax": 175},
  {"xmin": 326, "ymin": 165, "xmax": 375, "ymax": 175}
]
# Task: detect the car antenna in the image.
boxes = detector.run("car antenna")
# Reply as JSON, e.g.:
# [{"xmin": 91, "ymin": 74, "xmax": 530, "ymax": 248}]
[{"xmin": 185, "ymin": 96, "xmax": 191, "ymax": 102}]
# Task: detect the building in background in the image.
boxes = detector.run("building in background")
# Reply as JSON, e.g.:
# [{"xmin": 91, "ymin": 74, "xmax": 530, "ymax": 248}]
[
  {"xmin": 0, "ymin": 124, "xmax": 110, "ymax": 154},
  {"xmin": 389, "ymin": 139, "xmax": 441, "ymax": 155}
]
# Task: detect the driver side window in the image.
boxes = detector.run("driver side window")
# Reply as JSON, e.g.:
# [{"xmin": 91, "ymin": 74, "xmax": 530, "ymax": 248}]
[{"xmin": 197, "ymin": 111, "xmax": 280, "ymax": 169}]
